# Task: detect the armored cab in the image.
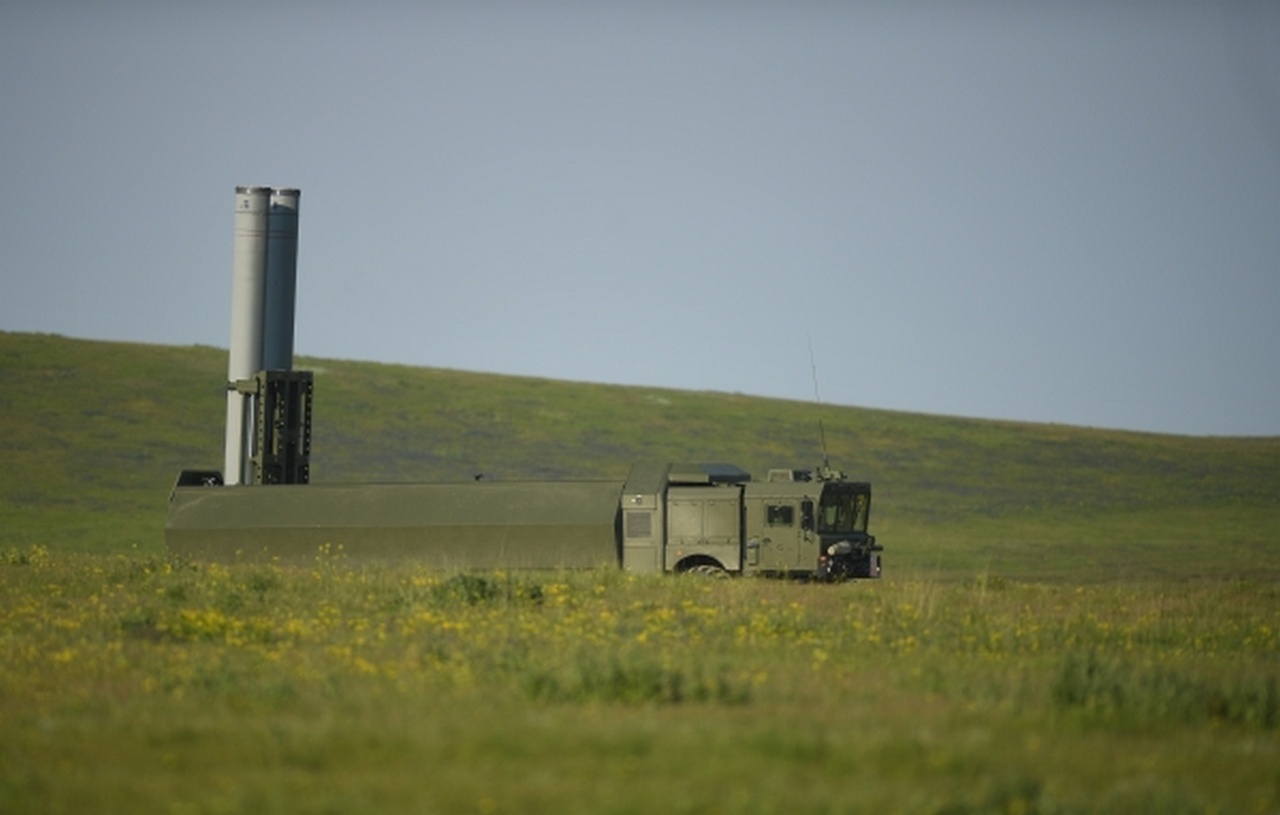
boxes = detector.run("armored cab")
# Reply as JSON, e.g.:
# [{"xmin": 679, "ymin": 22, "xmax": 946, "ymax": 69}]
[{"xmin": 614, "ymin": 463, "xmax": 879, "ymax": 579}]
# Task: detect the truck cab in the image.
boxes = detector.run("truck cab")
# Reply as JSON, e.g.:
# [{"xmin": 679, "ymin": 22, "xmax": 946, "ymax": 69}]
[
  {"xmin": 810, "ymin": 478, "xmax": 880, "ymax": 579},
  {"xmin": 619, "ymin": 463, "xmax": 880, "ymax": 580}
]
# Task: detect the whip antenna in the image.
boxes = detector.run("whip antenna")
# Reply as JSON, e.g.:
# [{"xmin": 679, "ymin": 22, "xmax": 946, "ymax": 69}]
[{"xmin": 807, "ymin": 334, "xmax": 830, "ymax": 472}]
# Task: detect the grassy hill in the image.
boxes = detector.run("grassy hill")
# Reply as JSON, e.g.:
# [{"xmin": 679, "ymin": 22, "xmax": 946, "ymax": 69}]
[
  {"xmin": 4, "ymin": 331, "xmax": 1279, "ymax": 814},
  {"xmin": 2, "ymin": 330, "xmax": 1277, "ymax": 580}
]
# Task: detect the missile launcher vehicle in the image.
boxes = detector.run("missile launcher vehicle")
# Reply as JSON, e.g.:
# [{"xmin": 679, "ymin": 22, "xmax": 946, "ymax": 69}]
[
  {"xmin": 167, "ymin": 462, "xmax": 880, "ymax": 578},
  {"xmin": 164, "ymin": 187, "xmax": 882, "ymax": 579}
]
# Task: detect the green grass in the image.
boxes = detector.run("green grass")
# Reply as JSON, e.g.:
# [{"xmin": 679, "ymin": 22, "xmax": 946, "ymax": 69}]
[
  {"xmin": 2, "ymin": 330, "xmax": 1278, "ymax": 813},
  {"xmin": 1, "ymin": 554, "xmax": 1277, "ymax": 814}
]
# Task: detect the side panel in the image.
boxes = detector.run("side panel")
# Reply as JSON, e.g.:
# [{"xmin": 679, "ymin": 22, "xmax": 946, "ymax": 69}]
[
  {"xmin": 166, "ymin": 481, "xmax": 625, "ymax": 568},
  {"xmin": 665, "ymin": 486, "xmax": 743, "ymax": 572}
]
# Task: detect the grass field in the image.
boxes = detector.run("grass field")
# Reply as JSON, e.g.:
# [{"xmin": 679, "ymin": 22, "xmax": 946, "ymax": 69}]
[
  {"xmin": 2, "ymin": 331, "xmax": 1278, "ymax": 813},
  {"xmin": 3, "ymin": 552, "xmax": 1277, "ymax": 814}
]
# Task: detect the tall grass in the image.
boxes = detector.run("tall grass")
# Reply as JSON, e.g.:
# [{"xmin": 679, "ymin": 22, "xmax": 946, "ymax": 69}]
[{"xmin": 2, "ymin": 549, "xmax": 1277, "ymax": 813}]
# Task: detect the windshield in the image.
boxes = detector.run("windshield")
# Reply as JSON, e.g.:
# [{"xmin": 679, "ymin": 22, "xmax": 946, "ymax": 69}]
[{"xmin": 817, "ymin": 485, "xmax": 870, "ymax": 534}]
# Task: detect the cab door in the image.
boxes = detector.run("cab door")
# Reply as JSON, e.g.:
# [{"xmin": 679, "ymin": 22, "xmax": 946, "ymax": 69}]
[{"xmin": 742, "ymin": 494, "xmax": 816, "ymax": 573}]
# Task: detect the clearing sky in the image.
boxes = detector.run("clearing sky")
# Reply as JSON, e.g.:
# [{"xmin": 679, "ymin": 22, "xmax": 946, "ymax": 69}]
[{"xmin": 2, "ymin": 1, "xmax": 1277, "ymax": 436}]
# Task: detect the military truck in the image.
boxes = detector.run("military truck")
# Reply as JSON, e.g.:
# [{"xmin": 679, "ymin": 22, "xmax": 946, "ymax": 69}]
[
  {"xmin": 166, "ymin": 461, "xmax": 880, "ymax": 579},
  {"xmin": 165, "ymin": 186, "xmax": 881, "ymax": 579}
]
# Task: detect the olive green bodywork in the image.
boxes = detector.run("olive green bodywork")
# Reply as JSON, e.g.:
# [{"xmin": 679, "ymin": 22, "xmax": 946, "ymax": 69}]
[
  {"xmin": 166, "ymin": 463, "xmax": 881, "ymax": 578},
  {"xmin": 167, "ymin": 479, "xmax": 625, "ymax": 568}
]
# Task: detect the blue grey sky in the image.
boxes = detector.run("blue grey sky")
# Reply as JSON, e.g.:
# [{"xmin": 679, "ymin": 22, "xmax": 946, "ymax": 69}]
[{"xmin": 3, "ymin": 2, "xmax": 1277, "ymax": 437}]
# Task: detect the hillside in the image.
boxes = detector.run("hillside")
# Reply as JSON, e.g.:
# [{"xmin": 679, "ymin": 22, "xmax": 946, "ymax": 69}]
[{"xmin": 2, "ymin": 330, "xmax": 1277, "ymax": 579}]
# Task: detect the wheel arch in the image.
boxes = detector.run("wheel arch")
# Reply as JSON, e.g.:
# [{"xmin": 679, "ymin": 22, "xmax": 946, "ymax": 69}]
[{"xmin": 673, "ymin": 554, "xmax": 728, "ymax": 575}]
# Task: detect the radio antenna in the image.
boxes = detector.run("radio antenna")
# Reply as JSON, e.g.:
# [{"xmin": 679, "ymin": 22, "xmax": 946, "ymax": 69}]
[{"xmin": 807, "ymin": 334, "xmax": 831, "ymax": 473}]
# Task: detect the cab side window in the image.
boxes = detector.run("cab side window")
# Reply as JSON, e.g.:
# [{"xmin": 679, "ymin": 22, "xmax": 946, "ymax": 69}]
[{"xmin": 766, "ymin": 504, "xmax": 795, "ymax": 526}]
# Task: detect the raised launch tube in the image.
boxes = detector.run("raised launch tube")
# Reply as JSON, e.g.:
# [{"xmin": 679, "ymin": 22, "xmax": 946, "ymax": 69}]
[
  {"xmin": 225, "ymin": 186, "xmax": 303, "ymax": 485},
  {"xmin": 225, "ymin": 186, "xmax": 270, "ymax": 485},
  {"xmin": 263, "ymin": 188, "xmax": 301, "ymax": 372}
]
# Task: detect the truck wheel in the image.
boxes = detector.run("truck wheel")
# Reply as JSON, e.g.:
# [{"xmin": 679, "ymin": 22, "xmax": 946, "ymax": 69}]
[{"xmin": 686, "ymin": 563, "xmax": 729, "ymax": 578}]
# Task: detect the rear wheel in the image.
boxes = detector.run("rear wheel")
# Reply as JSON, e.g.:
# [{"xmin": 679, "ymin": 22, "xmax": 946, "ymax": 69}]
[{"xmin": 685, "ymin": 563, "xmax": 729, "ymax": 578}]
